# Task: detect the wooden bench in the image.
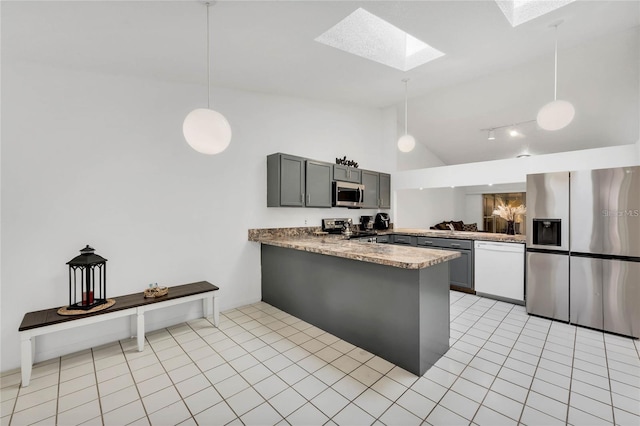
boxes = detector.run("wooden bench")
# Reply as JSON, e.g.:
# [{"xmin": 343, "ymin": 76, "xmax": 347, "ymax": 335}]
[{"xmin": 18, "ymin": 281, "xmax": 219, "ymax": 387}]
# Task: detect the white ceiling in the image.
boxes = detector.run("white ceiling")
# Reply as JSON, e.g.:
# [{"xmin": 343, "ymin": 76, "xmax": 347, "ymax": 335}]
[{"xmin": 3, "ymin": 0, "xmax": 639, "ymax": 165}]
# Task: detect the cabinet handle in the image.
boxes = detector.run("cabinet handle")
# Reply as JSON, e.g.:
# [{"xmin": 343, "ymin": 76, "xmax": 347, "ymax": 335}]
[
  {"xmin": 451, "ymin": 243, "xmax": 461, "ymax": 247},
  {"xmin": 425, "ymin": 241, "xmax": 434, "ymax": 245}
]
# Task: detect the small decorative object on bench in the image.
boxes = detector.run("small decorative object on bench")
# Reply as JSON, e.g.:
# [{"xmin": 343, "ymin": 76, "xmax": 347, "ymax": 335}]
[
  {"xmin": 144, "ymin": 283, "xmax": 169, "ymax": 298},
  {"xmin": 66, "ymin": 245, "xmax": 111, "ymax": 311}
]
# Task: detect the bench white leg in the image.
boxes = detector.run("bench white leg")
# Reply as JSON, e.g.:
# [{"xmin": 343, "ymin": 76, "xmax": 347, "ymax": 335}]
[
  {"xmin": 212, "ymin": 293, "xmax": 219, "ymax": 327},
  {"xmin": 136, "ymin": 310, "xmax": 145, "ymax": 351},
  {"xmin": 130, "ymin": 314, "xmax": 137, "ymax": 339},
  {"xmin": 20, "ymin": 334, "xmax": 33, "ymax": 387}
]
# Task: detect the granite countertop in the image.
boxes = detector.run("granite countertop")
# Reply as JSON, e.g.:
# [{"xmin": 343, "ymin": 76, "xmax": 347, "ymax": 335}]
[
  {"xmin": 251, "ymin": 235, "xmax": 460, "ymax": 270},
  {"xmin": 392, "ymin": 228, "xmax": 526, "ymax": 243}
]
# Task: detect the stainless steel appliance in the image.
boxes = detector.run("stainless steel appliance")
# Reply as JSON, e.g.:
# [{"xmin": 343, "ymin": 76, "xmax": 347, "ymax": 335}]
[
  {"xmin": 360, "ymin": 215, "xmax": 374, "ymax": 231},
  {"xmin": 569, "ymin": 166, "xmax": 640, "ymax": 338},
  {"xmin": 526, "ymin": 166, "xmax": 640, "ymax": 338},
  {"xmin": 526, "ymin": 171, "xmax": 570, "ymax": 321},
  {"xmin": 374, "ymin": 213, "xmax": 390, "ymax": 230},
  {"xmin": 333, "ymin": 181, "xmax": 364, "ymax": 208},
  {"xmin": 322, "ymin": 218, "xmax": 377, "ymax": 239}
]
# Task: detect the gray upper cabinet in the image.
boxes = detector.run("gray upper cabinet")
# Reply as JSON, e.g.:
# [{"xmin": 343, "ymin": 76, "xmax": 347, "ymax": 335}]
[
  {"xmin": 305, "ymin": 160, "xmax": 333, "ymax": 208},
  {"xmin": 379, "ymin": 173, "xmax": 391, "ymax": 209},
  {"xmin": 361, "ymin": 170, "xmax": 380, "ymax": 209},
  {"xmin": 267, "ymin": 153, "xmax": 305, "ymax": 207},
  {"xmin": 268, "ymin": 153, "xmax": 390, "ymax": 209},
  {"xmin": 362, "ymin": 170, "xmax": 391, "ymax": 209},
  {"xmin": 333, "ymin": 164, "xmax": 361, "ymax": 183}
]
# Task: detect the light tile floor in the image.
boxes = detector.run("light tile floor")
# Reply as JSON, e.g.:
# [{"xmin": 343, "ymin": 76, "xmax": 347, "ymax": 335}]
[{"xmin": 2, "ymin": 291, "xmax": 639, "ymax": 425}]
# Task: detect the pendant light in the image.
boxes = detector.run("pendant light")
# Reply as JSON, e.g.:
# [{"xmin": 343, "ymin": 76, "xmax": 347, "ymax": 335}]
[
  {"xmin": 397, "ymin": 78, "xmax": 416, "ymax": 153},
  {"xmin": 183, "ymin": 2, "xmax": 232, "ymax": 155},
  {"xmin": 536, "ymin": 22, "xmax": 575, "ymax": 131}
]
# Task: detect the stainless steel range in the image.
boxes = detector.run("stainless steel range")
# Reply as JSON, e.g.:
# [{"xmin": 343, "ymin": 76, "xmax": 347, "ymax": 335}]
[
  {"xmin": 322, "ymin": 218, "xmax": 378, "ymax": 240},
  {"xmin": 526, "ymin": 166, "xmax": 640, "ymax": 338}
]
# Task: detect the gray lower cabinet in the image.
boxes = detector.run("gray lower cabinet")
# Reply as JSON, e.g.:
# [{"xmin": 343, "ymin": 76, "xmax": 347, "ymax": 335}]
[
  {"xmin": 267, "ymin": 154, "xmax": 332, "ymax": 207},
  {"xmin": 333, "ymin": 164, "xmax": 361, "ymax": 183},
  {"xmin": 392, "ymin": 234, "xmax": 416, "ymax": 246},
  {"xmin": 416, "ymin": 237, "xmax": 474, "ymax": 291},
  {"xmin": 305, "ymin": 160, "xmax": 333, "ymax": 207}
]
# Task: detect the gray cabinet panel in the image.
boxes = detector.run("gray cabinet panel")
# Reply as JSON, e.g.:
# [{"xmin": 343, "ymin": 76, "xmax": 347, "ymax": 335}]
[
  {"xmin": 449, "ymin": 251, "xmax": 472, "ymax": 289},
  {"xmin": 334, "ymin": 164, "xmax": 361, "ymax": 183},
  {"xmin": 361, "ymin": 170, "xmax": 380, "ymax": 209},
  {"xmin": 413, "ymin": 236, "xmax": 473, "ymax": 290},
  {"xmin": 393, "ymin": 235, "xmax": 416, "ymax": 246},
  {"xmin": 280, "ymin": 155, "xmax": 305, "ymax": 206},
  {"xmin": 267, "ymin": 153, "xmax": 304, "ymax": 207},
  {"xmin": 305, "ymin": 160, "xmax": 332, "ymax": 208},
  {"xmin": 379, "ymin": 173, "xmax": 391, "ymax": 209}
]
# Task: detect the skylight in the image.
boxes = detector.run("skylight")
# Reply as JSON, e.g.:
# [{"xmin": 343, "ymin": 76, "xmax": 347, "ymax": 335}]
[
  {"xmin": 495, "ymin": 0, "xmax": 577, "ymax": 27},
  {"xmin": 315, "ymin": 8, "xmax": 444, "ymax": 72}
]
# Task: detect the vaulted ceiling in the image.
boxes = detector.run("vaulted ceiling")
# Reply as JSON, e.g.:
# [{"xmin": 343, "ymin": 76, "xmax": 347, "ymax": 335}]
[{"xmin": 3, "ymin": 0, "xmax": 639, "ymax": 165}]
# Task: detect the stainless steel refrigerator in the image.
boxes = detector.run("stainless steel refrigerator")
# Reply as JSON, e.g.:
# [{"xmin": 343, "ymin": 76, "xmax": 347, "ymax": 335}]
[{"xmin": 526, "ymin": 166, "xmax": 640, "ymax": 338}]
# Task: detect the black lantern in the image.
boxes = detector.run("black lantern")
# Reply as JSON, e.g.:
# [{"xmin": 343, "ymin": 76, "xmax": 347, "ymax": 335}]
[{"xmin": 67, "ymin": 245, "xmax": 107, "ymax": 310}]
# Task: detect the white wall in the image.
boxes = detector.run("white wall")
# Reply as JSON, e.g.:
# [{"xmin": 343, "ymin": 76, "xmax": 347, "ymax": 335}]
[
  {"xmin": 393, "ymin": 144, "xmax": 640, "ymax": 191},
  {"xmin": 395, "ymin": 187, "xmax": 465, "ymax": 229},
  {"xmin": 393, "ymin": 146, "xmax": 639, "ymax": 229},
  {"xmin": 0, "ymin": 60, "xmax": 392, "ymax": 371}
]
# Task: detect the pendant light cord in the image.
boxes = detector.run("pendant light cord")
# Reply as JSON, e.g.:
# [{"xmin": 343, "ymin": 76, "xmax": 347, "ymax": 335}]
[
  {"xmin": 206, "ymin": 2, "xmax": 211, "ymax": 109},
  {"xmin": 553, "ymin": 24, "xmax": 558, "ymax": 101},
  {"xmin": 403, "ymin": 78, "xmax": 409, "ymax": 135}
]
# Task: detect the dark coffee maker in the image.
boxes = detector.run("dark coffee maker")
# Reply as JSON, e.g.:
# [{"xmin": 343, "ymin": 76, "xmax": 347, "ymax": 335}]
[
  {"xmin": 374, "ymin": 213, "xmax": 390, "ymax": 230},
  {"xmin": 360, "ymin": 215, "xmax": 374, "ymax": 231}
]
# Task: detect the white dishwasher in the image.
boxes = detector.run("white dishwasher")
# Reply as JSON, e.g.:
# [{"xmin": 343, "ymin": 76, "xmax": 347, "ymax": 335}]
[{"xmin": 474, "ymin": 241, "xmax": 525, "ymax": 303}]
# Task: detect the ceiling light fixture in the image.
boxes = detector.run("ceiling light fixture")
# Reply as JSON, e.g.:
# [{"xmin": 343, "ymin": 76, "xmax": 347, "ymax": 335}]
[
  {"xmin": 537, "ymin": 22, "xmax": 575, "ymax": 131},
  {"xmin": 183, "ymin": 2, "xmax": 232, "ymax": 155},
  {"xmin": 397, "ymin": 78, "xmax": 416, "ymax": 153},
  {"xmin": 481, "ymin": 119, "xmax": 536, "ymax": 140}
]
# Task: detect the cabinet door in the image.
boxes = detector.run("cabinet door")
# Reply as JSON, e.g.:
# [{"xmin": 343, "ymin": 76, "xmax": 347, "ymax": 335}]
[
  {"xmin": 379, "ymin": 173, "xmax": 391, "ymax": 209},
  {"xmin": 333, "ymin": 164, "xmax": 361, "ymax": 183},
  {"xmin": 306, "ymin": 160, "xmax": 332, "ymax": 208},
  {"xmin": 280, "ymin": 155, "xmax": 305, "ymax": 207},
  {"xmin": 449, "ymin": 250, "xmax": 472, "ymax": 289},
  {"xmin": 361, "ymin": 170, "xmax": 380, "ymax": 208}
]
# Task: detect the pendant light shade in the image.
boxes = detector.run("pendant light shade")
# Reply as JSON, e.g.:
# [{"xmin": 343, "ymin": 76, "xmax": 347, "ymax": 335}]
[
  {"xmin": 536, "ymin": 99, "xmax": 575, "ymax": 131},
  {"xmin": 183, "ymin": 108, "xmax": 232, "ymax": 155},
  {"xmin": 397, "ymin": 78, "xmax": 415, "ymax": 153},
  {"xmin": 398, "ymin": 134, "xmax": 416, "ymax": 153},
  {"xmin": 183, "ymin": 2, "xmax": 232, "ymax": 155},
  {"xmin": 537, "ymin": 22, "xmax": 574, "ymax": 131}
]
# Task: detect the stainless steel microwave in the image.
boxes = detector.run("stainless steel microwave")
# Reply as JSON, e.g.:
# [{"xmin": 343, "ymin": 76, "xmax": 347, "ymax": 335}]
[{"xmin": 333, "ymin": 181, "xmax": 364, "ymax": 208}]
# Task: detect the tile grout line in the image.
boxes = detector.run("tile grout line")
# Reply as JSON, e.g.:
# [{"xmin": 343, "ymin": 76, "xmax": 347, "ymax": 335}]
[
  {"xmin": 120, "ymin": 338, "xmax": 152, "ymax": 425},
  {"xmin": 603, "ymin": 335, "xmax": 616, "ymax": 426},
  {"xmin": 89, "ymin": 347, "xmax": 105, "ymax": 426},
  {"xmin": 458, "ymin": 298, "xmax": 535, "ymax": 424}
]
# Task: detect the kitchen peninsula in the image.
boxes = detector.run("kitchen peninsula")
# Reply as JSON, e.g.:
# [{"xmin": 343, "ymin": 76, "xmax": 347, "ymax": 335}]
[{"xmin": 249, "ymin": 228, "xmax": 460, "ymax": 376}]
